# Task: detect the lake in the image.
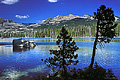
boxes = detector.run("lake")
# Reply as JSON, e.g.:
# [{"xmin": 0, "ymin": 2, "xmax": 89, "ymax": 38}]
[{"xmin": 0, "ymin": 38, "xmax": 120, "ymax": 80}]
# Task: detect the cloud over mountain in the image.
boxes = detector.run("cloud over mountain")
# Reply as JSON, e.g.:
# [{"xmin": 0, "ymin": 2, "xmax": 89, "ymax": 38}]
[
  {"xmin": 48, "ymin": 0, "xmax": 58, "ymax": 3},
  {"xmin": 15, "ymin": 15, "xmax": 30, "ymax": 19},
  {"xmin": 1, "ymin": 0, "xmax": 19, "ymax": 5}
]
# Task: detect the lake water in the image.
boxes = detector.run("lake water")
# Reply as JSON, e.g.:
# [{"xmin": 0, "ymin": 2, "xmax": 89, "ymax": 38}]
[{"xmin": 0, "ymin": 38, "xmax": 120, "ymax": 80}]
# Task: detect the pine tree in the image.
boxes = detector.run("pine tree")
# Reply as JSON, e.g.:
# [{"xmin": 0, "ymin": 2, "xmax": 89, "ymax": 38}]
[
  {"xmin": 43, "ymin": 27, "xmax": 79, "ymax": 79},
  {"xmin": 90, "ymin": 5, "xmax": 117, "ymax": 68}
]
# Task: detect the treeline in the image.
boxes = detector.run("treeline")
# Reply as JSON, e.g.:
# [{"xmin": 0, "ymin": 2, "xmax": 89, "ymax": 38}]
[{"xmin": 0, "ymin": 23, "xmax": 120, "ymax": 38}]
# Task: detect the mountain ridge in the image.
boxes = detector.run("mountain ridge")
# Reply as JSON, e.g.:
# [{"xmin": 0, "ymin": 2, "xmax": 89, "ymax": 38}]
[
  {"xmin": 0, "ymin": 14, "xmax": 120, "ymax": 33},
  {"xmin": 39, "ymin": 14, "xmax": 94, "ymax": 24},
  {"xmin": 27, "ymin": 14, "xmax": 96, "ymax": 28}
]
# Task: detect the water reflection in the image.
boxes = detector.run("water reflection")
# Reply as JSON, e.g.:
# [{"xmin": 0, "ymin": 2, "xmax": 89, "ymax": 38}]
[
  {"xmin": 13, "ymin": 46, "xmax": 35, "ymax": 52},
  {"xmin": 0, "ymin": 38, "xmax": 120, "ymax": 79},
  {"xmin": 0, "ymin": 64, "xmax": 48, "ymax": 80},
  {"xmin": 0, "ymin": 46, "xmax": 12, "ymax": 55}
]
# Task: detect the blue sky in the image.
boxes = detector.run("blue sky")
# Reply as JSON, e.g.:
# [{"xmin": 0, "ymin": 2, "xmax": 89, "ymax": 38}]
[{"xmin": 0, "ymin": 0, "xmax": 120, "ymax": 23}]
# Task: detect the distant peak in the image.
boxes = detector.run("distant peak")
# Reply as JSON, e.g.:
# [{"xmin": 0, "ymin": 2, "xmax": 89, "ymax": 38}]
[
  {"xmin": 56, "ymin": 15, "xmax": 62, "ymax": 17},
  {"xmin": 83, "ymin": 14, "xmax": 91, "ymax": 17},
  {"xmin": 81, "ymin": 14, "xmax": 94, "ymax": 20},
  {"xmin": 52, "ymin": 14, "xmax": 80, "ymax": 21},
  {"xmin": 68, "ymin": 14, "xmax": 74, "ymax": 16}
]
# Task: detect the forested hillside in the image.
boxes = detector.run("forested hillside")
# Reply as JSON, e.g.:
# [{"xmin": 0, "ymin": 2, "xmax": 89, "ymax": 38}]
[{"xmin": 0, "ymin": 14, "xmax": 120, "ymax": 38}]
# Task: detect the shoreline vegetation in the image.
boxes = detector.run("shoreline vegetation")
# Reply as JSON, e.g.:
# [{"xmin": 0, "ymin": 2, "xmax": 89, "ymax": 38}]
[
  {"xmin": 1, "ymin": 36, "xmax": 120, "ymax": 38},
  {"xmin": 1, "ymin": 34, "xmax": 120, "ymax": 38},
  {"xmin": 0, "ymin": 35, "xmax": 101, "ymax": 38},
  {"xmin": 0, "ymin": 37, "xmax": 120, "ymax": 43},
  {"xmin": 0, "ymin": 23, "xmax": 120, "ymax": 38}
]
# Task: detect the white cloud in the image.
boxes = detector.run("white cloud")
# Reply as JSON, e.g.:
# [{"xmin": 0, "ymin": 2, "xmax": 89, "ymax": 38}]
[
  {"xmin": 15, "ymin": 15, "xmax": 30, "ymax": 19},
  {"xmin": 48, "ymin": 0, "xmax": 58, "ymax": 3},
  {"xmin": 1, "ymin": 0, "xmax": 19, "ymax": 5}
]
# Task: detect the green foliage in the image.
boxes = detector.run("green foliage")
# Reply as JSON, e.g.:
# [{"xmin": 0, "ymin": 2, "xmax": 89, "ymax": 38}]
[
  {"xmin": 42, "ymin": 27, "xmax": 79, "ymax": 79},
  {"xmin": 94, "ymin": 5, "xmax": 117, "ymax": 43},
  {"xmin": 90, "ymin": 5, "xmax": 118, "ymax": 68},
  {"xmin": 40, "ymin": 62, "xmax": 118, "ymax": 80},
  {"xmin": 72, "ymin": 62, "xmax": 118, "ymax": 80}
]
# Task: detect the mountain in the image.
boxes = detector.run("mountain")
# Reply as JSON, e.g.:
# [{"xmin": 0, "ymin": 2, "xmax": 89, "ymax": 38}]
[
  {"xmin": 0, "ymin": 14, "xmax": 120, "ymax": 33},
  {"xmin": 115, "ymin": 16, "xmax": 120, "ymax": 22},
  {"xmin": 0, "ymin": 18, "xmax": 24, "ymax": 27},
  {"xmin": 22, "ymin": 23, "xmax": 36, "ymax": 26},
  {"xmin": 40, "ymin": 14, "xmax": 94, "ymax": 25},
  {"xmin": 80, "ymin": 14, "xmax": 94, "ymax": 20},
  {"xmin": 28, "ymin": 14, "xmax": 97, "ymax": 29},
  {"xmin": 0, "ymin": 18, "xmax": 30, "ymax": 33}
]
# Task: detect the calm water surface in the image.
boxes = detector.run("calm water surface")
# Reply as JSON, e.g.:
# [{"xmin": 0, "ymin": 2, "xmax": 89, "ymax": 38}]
[{"xmin": 0, "ymin": 38, "xmax": 120, "ymax": 80}]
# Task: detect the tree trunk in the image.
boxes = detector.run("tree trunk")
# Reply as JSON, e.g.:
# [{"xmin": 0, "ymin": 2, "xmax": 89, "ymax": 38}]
[
  {"xmin": 89, "ymin": 20, "xmax": 99, "ymax": 68},
  {"xmin": 89, "ymin": 26, "xmax": 91, "ymax": 37},
  {"xmin": 62, "ymin": 38, "xmax": 67, "ymax": 79}
]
